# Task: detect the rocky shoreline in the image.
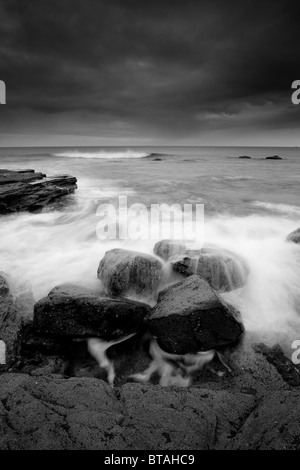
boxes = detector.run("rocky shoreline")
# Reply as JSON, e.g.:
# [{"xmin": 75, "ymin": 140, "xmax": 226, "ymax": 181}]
[
  {"xmin": 1, "ymin": 171, "xmax": 300, "ymax": 450},
  {"xmin": 0, "ymin": 168, "xmax": 77, "ymax": 214}
]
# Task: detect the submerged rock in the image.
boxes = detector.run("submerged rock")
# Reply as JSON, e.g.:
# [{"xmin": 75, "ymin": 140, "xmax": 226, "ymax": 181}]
[
  {"xmin": 98, "ymin": 249, "xmax": 163, "ymax": 302},
  {"xmin": 154, "ymin": 239, "xmax": 187, "ymax": 261},
  {"xmin": 287, "ymin": 227, "xmax": 300, "ymax": 244},
  {"xmin": 239, "ymin": 156, "xmax": 252, "ymax": 159},
  {"xmin": 171, "ymin": 247, "xmax": 249, "ymax": 292},
  {"xmin": 0, "ymin": 169, "xmax": 77, "ymax": 214},
  {"xmin": 33, "ymin": 284, "xmax": 150, "ymax": 340},
  {"xmin": 147, "ymin": 275, "xmax": 244, "ymax": 354},
  {"xmin": 265, "ymin": 155, "xmax": 282, "ymax": 160}
]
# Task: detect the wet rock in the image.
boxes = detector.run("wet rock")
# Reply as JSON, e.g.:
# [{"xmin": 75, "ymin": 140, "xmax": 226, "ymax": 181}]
[
  {"xmin": 265, "ymin": 155, "xmax": 282, "ymax": 160},
  {"xmin": 147, "ymin": 275, "xmax": 244, "ymax": 354},
  {"xmin": 0, "ymin": 274, "xmax": 22, "ymax": 369},
  {"xmin": 217, "ymin": 332, "xmax": 290, "ymax": 399},
  {"xmin": 0, "ymin": 170, "xmax": 46, "ymax": 184},
  {"xmin": 0, "ymin": 169, "xmax": 77, "ymax": 214},
  {"xmin": 239, "ymin": 156, "xmax": 252, "ymax": 159},
  {"xmin": 16, "ymin": 323, "xmax": 79, "ymax": 376},
  {"xmin": 231, "ymin": 390, "xmax": 300, "ymax": 449},
  {"xmin": 21, "ymin": 325, "xmax": 68, "ymax": 357},
  {"xmin": 171, "ymin": 247, "xmax": 249, "ymax": 292},
  {"xmin": 30, "ymin": 357, "xmax": 67, "ymax": 377},
  {"xmin": 0, "ymin": 275, "xmax": 35, "ymax": 323},
  {"xmin": 287, "ymin": 227, "xmax": 300, "ymax": 244},
  {"xmin": 154, "ymin": 239, "xmax": 187, "ymax": 261},
  {"xmin": 67, "ymin": 333, "xmax": 152, "ymax": 387},
  {"xmin": 253, "ymin": 343, "xmax": 300, "ymax": 387},
  {"xmin": 98, "ymin": 249, "xmax": 163, "ymax": 302},
  {"xmin": 0, "ymin": 274, "xmax": 13, "ymax": 329},
  {"xmin": 33, "ymin": 284, "xmax": 150, "ymax": 340},
  {"xmin": 14, "ymin": 289, "xmax": 35, "ymax": 323}
]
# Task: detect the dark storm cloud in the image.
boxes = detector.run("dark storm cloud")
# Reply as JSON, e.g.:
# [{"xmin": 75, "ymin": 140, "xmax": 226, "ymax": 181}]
[{"xmin": 0, "ymin": 0, "xmax": 299, "ymax": 141}]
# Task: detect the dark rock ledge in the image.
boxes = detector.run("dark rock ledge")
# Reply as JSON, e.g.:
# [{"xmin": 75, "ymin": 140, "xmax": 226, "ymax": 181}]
[{"xmin": 0, "ymin": 169, "xmax": 77, "ymax": 214}]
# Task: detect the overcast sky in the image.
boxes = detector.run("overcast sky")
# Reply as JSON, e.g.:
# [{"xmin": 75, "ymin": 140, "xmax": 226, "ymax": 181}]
[{"xmin": 0, "ymin": 0, "xmax": 299, "ymax": 147}]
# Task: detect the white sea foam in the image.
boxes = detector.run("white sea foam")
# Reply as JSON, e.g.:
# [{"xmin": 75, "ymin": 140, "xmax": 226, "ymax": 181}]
[
  {"xmin": 1, "ymin": 201, "xmax": 300, "ymax": 335},
  {"xmin": 203, "ymin": 215, "xmax": 300, "ymax": 330},
  {"xmin": 53, "ymin": 150, "xmax": 149, "ymax": 159},
  {"xmin": 252, "ymin": 201, "xmax": 300, "ymax": 216}
]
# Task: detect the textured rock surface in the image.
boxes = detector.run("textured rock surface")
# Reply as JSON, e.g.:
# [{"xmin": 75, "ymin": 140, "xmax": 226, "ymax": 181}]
[
  {"xmin": 147, "ymin": 275, "xmax": 244, "ymax": 354},
  {"xmin": 0, "ymin": 169, "xmax": 77, "ymax": 214},
  {"xmin": 0, "ymin": 274, "xmax": 22, "ymax": 369},
  {"xmin": 98, "ymin": 249, "xmax": 163, "ymax": 302},
  {"xmin": 33, "ymin": 284, "xmax": 150, "ymax": 339},
  {"xmin": 231, "ymin": 391, "xmax": 300, "ymax": 450},
  {"xmin": 0, "ymin": 274, "xmax": 13, "ymax": 330},
  {"xmin": 118, "ymin": 383, "xmax": 255, "ymax": 450},
  {"xmin": 0, "ymin": 374, "xmax": 122, "ymax": 450},
  {"xmin": 287, "ymin": 227, "xmax": 300, "ymax": 244},
  {"xmin": 0, "ymin": 373, "xmax": 255, "ymax": 450},
  {"xmin": 171, "ymin": 247, "xmax": 249, "ymax": 292},
  {"xmin": 215, "ymin": 333, "xmax": 290, "ymax": 399}
]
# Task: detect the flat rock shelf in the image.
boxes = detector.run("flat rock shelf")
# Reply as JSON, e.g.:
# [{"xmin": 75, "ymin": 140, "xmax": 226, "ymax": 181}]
[{"xmin": 0, "ymin": 169, "xmax": 77, "ymax": 214}]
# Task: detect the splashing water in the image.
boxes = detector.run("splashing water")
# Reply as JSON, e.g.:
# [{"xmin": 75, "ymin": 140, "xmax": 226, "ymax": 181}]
[
  {"xmin": 1, "ymin": 205, "xmax": 300, "ymax": 334},
  {"xmin": 87, "ymin": 333, "xmax": 136, "ymax": 385},
  {"xmin": 131, "ymin": 338, "xmax": 215, "ymax": 387}
]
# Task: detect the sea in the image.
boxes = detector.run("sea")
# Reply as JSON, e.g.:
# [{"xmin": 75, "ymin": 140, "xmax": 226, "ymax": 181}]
[{"xmin": 0, "ymin": 145, "xmax": 299, "ymax": 332}]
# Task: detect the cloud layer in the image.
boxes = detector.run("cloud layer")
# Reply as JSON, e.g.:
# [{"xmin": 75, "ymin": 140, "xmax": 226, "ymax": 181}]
[{"xmin": 0, "ymin": 0, "xmax": 299, "ymax": 145}]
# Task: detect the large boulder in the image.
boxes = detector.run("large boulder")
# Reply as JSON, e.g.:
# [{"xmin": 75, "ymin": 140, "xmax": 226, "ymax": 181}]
[
  {"xmin": 287, "ymin": 228, "xmax": 300, "ymax": 244},
  {"xmin": 33, "ymin": 284, "xmax": 150, "ymax": 340},
  {"xmin": 97, "ymin": 249, "xmax": 163, "ymax": 302},
  {"xmin": 171, "ymin": 247, "xmax": 249, "ymax": 292},
  {"xmin": 147, "ymin": 275, "xmax": 244, "ymax": 354},
  {"xmin": 0, "ymin": 169, "xmax": 77, "ymax": 214}
]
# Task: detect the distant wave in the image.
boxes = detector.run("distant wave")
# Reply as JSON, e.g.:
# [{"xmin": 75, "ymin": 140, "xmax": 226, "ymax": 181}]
[
  {"xmin": 212, "ymin": 176, "xmax": 253, "ymax": 182},
  {"xmin": 252, "ymin": 201, "xmax": 300, "ymax": 215},
  {"xmin": 52, "ymin": 150, "xmax": 150, "ymax": 159},
  {"xmin": 3, "ymin": 153, "xmax": 52, "ymax": 158},
  {"xmin": 142, "ymin": 152, "xmax": 173, "ymax": 159}
]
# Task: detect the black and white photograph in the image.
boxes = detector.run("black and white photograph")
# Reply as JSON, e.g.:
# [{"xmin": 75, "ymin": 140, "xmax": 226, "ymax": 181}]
[{"xmin": 1, "ymin": 0, "xmax": 300, "ymax": 455}]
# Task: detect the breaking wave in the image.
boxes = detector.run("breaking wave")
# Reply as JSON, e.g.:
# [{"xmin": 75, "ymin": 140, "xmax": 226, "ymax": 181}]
[{"xmin": 52, "ymin": 150, "xmax": 150, "ymax": 160}]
